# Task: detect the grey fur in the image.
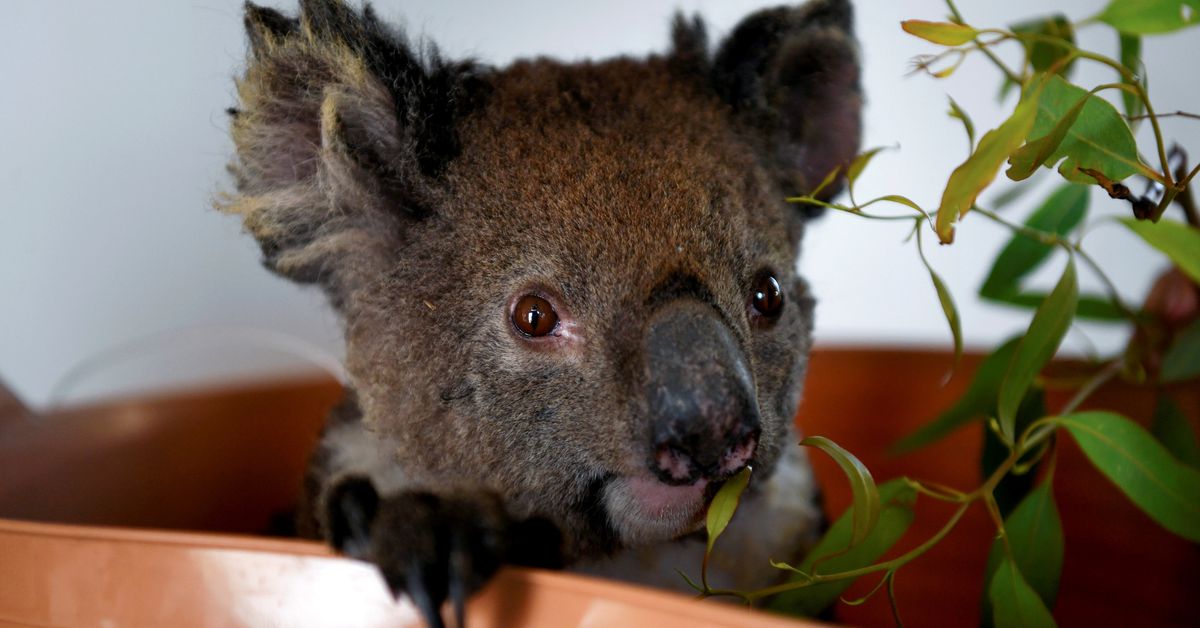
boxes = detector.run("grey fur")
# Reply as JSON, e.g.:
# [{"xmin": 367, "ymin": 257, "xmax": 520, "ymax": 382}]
[{"xmin": 222, "ymin": 0, "xmax": 860, "ymax": 604}]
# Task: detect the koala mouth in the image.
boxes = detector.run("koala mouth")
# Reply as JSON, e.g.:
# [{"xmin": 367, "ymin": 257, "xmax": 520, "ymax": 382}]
[{"xmin": 600, "ymin": 475, "xmax": 711, "ymax": 546}]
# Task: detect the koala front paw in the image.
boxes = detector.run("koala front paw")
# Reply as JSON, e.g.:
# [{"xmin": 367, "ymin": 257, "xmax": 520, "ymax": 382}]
[{"xmin": 326, "ymin": 477, "xmax": 562, "ymax": 628}]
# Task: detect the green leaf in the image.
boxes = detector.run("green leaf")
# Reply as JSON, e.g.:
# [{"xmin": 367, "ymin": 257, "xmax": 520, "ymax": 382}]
[
  {"xmin": 1118, "ymin": 34, "xmax": 1144, "ymax": 119},
  {"xmin": 879, "ymin": 194, "xmax": 928, "ymax": 216},
  {"xmin": 989, "ymin": 181, "xmax": 1037, "ymax": 211},
  {"xmin": 1151, "ymin": 395, "xmax": 1200, "ymax": 468},
  {"xmin": 937, "ymin": 78, "xmax": 1045, "ymax": 243},
  {"xmin": 846, "ymin": 147, "xmax": 885, "ymax": 192},
  {"xmin": 989, "ymin": 556, "xmax": 1058, "ymax": 628},
  {"xmin": 1011, "ymin": 14, "xmax": 1076, "ymax": 76},
  {"xmin": 1058, "ymin": 411, "xmax": 1200, "ymax": 541},
  {"xmin": 891, "ymin": 337, "xmax": 1021, "ymax": 454},
  {"xmin": 983, "ymin": 389, "xmax": 1046, "ymax": 518},
  {"xmin": 705, "ymin": 465, "xmax": 752, "ymax": 555},
  {"xmin": 981, "ymin": 482, "xmax": 1064, "ymax": 624},
  {"xmin": 766, "ymin": 479, "xmax": 917, "ymax": 617},
  {"xmin": 981, "ymin": 184, "xmax": 1088, "ymax": 300},
  {"xmin": 998, "ymin": 258, "xmax": 1078, "ymax": 439},
  {"xmin": 995, "ymin": 293, "xmax": 1125, "ymax": 322},
  {"xmin": 917, "ymin": 224, "xmax": 963, "ymax": 370},
  {"xmin": 810, "ymin": 164, "xmax": 843, "ymax": 199},
  {"xmin": 948, "ymin": 96, "xmax": 976, "ymax": 151},
  {"xmin": 1097, "ymin": 0, "xmax": 1200, "ymax": 34},
  {"xmin": 929, "ymin": 265, "xmax": 963, "ymax": 369},
  {"xmin": 1007, "ymin": 90, "xmax": 1090, "ymax": 181},
  {"xmin": 901, "ymin": 20, "xmax": 980, "ymax": 45},
  {"xmin": 801, "ymin": 436, "xmax": 880, "ymax": 546},
  {"xmin": 1120, "ymin": 217, "xmax": 1200, "ymax": 284},
  {"xmin": 1026, "ymin": 75, "xmax": 1143, "ymax": 184},
  {"xmin": 1162, "ymin": 320, "xmax": 1200, "ymax": 382}
]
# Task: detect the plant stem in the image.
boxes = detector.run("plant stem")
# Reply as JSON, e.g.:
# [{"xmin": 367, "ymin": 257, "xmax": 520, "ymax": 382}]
[
  {"xmin": 973, "ymin": 206, "xmax": 1062, "ymax": 245},
  {"xmin": 944, "ymin": 0, "xmax": 1022, "ymax": 84},
  {"xmin": 1073, "ymin": 247, "xmax": 1139, "ymax": 320},
  {"xmin": 1127, "ymin": 110, "xmax": 1200, "ymax": 122},
  {"xmin": 975, "ymin": 206, "xmax": 1139, "ymax": 321},
  {"xmin": 1060, "ymin": 360, "xmax": 1122, "ymax": 415}
]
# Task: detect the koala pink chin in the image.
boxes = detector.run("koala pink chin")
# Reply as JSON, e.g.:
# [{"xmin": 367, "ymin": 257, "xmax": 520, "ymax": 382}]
[{"xmin": 603, "ymin": 476, "xmax": 710, "ymax": 546}]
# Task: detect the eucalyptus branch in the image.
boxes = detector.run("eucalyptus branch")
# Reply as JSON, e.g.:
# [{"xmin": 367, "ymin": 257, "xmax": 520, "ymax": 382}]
[
  {"xmin": 969, "ymin": 27, "xmax": 1174, "ymax": 188},
  {"xmin": 1127, "ymin": 110, "xmax": 1200, "ymax": 122},
  {"xmin": 972, "ymin": 206, "xmax": 1063, "ymax": 245},
  {"xmin": 944, "ymin": 0, "xmax": 1022, "ymax": 84},
  {"xmin": 1073, "ymin": 247, "xmax": 1139, "ymax": 319},
  {"xmin": 1060, "ymin": 360, "xmax": 1123, "ymax": 415}
]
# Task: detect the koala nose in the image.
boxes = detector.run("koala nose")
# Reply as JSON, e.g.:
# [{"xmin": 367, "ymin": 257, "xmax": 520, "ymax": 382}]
[{"xmin": 643, "ymin": 302, "xmax": 761, "ymax": 485}]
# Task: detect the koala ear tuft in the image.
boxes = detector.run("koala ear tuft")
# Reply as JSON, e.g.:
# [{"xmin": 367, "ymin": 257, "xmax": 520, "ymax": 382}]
[
  {"xmin": 223, "ymin": 0, "xmax": 489, "ymax": 301},
  {"xmin": 713, "ymin": 0, "xmax": 862, "ymax": 214},
  {"xmin": 668, "ymin": 12, "xmax": 710, "ymax": 79}
]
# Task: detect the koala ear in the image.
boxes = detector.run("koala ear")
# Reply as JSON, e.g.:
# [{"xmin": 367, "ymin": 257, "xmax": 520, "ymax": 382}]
[
  {"xmin": 222, "ymin": 1, "xmax": 487, "ymax": 300},
  {"xmin": 712, "ymin": 0, "xmax": 862, "ymax": 213}
]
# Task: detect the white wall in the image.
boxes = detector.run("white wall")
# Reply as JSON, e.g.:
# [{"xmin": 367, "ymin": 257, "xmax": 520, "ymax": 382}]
[{"xmin": 2, "ymin": 1, "xmax": 1196, "ymax": 408}]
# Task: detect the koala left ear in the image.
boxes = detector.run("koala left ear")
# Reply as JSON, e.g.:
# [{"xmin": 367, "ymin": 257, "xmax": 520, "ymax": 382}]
[{"xmin": 712, "ymin": 0, "xmax": 862, "ymax": 212}]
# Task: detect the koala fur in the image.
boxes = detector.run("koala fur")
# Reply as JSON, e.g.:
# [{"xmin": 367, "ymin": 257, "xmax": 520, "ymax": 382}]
[{"xmin": 221, "ymin": 0, "xmax": 860, "ymax": 622}]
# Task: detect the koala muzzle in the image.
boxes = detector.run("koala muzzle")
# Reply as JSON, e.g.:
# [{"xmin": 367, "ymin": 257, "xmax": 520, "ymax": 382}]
[{"xmin": 644, "ymin": 302, "xmax": 761, "ymax": 486}]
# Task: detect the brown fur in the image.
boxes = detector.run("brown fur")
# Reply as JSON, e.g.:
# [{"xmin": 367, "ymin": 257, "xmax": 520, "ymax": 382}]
[{"xmin": 222, "ymin": 0, "xmax": 861, "ymax": 600}]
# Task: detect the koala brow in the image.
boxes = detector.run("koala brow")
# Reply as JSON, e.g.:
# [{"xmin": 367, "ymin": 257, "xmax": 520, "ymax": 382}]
[{"xmin": 644, "ymin": 271, "xmax": 718, "ymax": 310}]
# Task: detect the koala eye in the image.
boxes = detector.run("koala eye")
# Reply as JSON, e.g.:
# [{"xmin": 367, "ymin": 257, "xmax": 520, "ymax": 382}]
[
  {"xmin": 751, "ymin": 273, "xmax": 784, "ymax": 319},
  {"xmin": 512, "ymin": 294, "xmax": 559, "ymax": 337}
]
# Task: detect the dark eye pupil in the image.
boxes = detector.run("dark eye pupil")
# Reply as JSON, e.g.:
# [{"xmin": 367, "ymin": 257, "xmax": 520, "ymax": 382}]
[
  {"xmin": 752, "ymin": 275, "xmax": 783, "ymax": 317},
  {"xmin": 513, "ymin": 295, "xmax": 559, "ymax": 337}
]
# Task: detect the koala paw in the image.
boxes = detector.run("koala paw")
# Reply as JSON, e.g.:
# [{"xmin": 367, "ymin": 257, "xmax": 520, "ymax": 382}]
[{"xmin": 326, "ymin": 477, "xmax": 563, "ymax": 628}]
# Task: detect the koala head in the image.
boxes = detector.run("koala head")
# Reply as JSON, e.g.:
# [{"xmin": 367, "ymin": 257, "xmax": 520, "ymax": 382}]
[{"xmin": 223, "ymin": 0, "xmax": 860, "ymax": 559}]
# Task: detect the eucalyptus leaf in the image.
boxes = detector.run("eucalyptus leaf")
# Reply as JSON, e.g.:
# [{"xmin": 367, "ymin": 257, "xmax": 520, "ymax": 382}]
[
  {"xmin": 846, "ymin": 147, "xmax": 886, "ymax": 191},
  {"xmin": 989, "ymin": 181, "xmax": 1037, "ymax": 211},
  {"xmin": 929, "ymin": 265, "xmax": 964, "ymax": 368},
  {"xmin": 996, "ymin": 293, "xmax": 1125, "ymax": 322},
  {"xmin": 1118, "ymin": 34, "xmax": 1143, "ymax": 119},
  {"xmin": 766, "ymin": 479, "xmax": 917, "ymax": 617},
  {"xmin": 983, "ymin": 389, "xmax": 1046, "ymax": 518},
  {"xmin": 989, "ymin": 556, "xmax": 1058, "ymax": 628},
  {"xmin": 981, "ymin": 481, "xmax": 1064, "ymax": 625},
  {"xmin": 980, "ymin": 184, "xmax": 1088, "ymax": 301},
  {"xmin": 1011, "ymin": 14, "xmax": 1076, "ymax": 76},
  {"xmin": 1120, "ymin": 218, "xmax": 1200, "ymax": 284},
  {"xmin": 901, "ymin": 20, "xmax": 980, "ymax": 45},
  {"xmin": 998, "ymin": 258, "xmax": 1078, "ymax": 439},
  {"xmin": 1058, "ymin": 411, "xmax": 1200, "ymax": 541},
  {"xmin": 705, "ymin": 465, "xmax": 752, "ymax": 555},
  {"xmin": 937, "ymin": 77, "xmax": 1045, "ymax": 243},
  {"xmin": 917, "ymin": 225, "xmax": 963, "ymax": 369},
  {"xmin": 1027, "ymin": 75, "xmax": 1142, "ymax": 184},
  {"xmin": 801, "ymin": 436, "xmax": 880, "ymax": 546},
  {"xmin": 879, "ymin": 194, "xmax": 927, "ymax": 215},
  {"xmin": 891, "ymin": 337, "xmax": 1021, "ymax": 454},
  {"xmin": 948, "ymin": 96, "xmax": 976, "ymax": 151},
  {"xmin": 1007, "ymin": 91, "xmax": 1090, "ymax": 181},
  {"xmin": 1097, "ymin": 0, "xmax": 1200, "ymax": 34},
  {"xmin": 1151, "ymin": 395, "xmax": 1200, "ymax": 468},
  {"xmin": 1162, "ymin": 320, "xmax": 1200, "ymax": 382}
]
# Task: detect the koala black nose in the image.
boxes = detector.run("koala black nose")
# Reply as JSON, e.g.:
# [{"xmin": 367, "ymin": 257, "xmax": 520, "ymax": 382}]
[{"xmin": 643, "ymin": 302, "xmax": 761, "ymax": 485}]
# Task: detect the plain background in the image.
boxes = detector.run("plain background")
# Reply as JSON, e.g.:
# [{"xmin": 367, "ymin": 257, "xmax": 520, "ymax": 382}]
[{"xmin": 2, "ymin": 0, "xmax": 1197, "ymax": 407}]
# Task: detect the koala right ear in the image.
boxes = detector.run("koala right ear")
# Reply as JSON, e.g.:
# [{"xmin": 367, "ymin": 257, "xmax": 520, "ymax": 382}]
[
  {"xmin": 712, "ymin": 0, "xmax": 862, "ymax": 214},
  {"xmin": 221, "ymin": 1, "xmax": 487, "ymax": 300}
]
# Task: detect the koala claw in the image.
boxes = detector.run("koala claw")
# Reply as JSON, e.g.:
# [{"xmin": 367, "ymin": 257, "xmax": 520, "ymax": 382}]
[{"xmin": 327, "ymin": 477, "xmax": 563, "ymax": 628}]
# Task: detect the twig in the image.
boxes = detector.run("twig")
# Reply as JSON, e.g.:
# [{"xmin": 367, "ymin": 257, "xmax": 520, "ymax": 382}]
[
  {"xmin": 944, "ymin": 0, "xmax": 1022, "ymax": 84},
  {"xmin": 1127, "ymin": 110, "xmax": 1200, "ymax": 122}
]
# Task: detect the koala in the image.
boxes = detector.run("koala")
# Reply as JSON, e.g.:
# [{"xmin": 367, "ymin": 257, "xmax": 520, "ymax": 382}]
[{"xmin": 221, "ymin": 0, "xmax": 860, "ymax": 625}]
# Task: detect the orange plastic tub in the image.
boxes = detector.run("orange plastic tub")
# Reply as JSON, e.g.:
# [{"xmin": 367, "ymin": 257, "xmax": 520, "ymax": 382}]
[{"xmin": 1, "ymin": 350, "xmax": 1196, "ymax": 626}]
